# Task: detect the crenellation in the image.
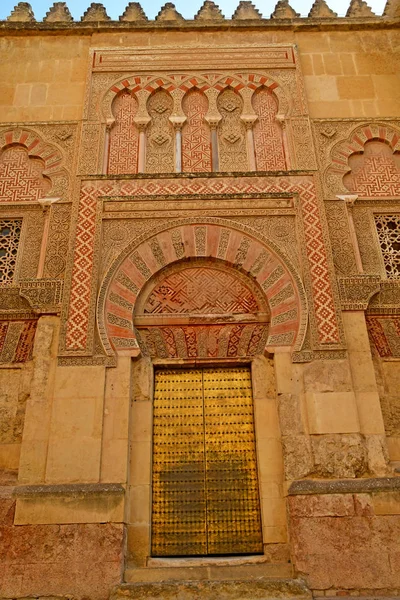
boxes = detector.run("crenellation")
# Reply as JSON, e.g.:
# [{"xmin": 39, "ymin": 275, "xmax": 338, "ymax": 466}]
[
  {"xmin": 44, "ymin": 2, "xmax": 73, "ymax": 22},
  {"xmin": 119, "ymin": 2, "xmax": 148, "ymax": 21},
  {"xmin": 155, "ymin": 2, "xmax": 185, "ymax": 21},
  {"xmin": 194, "ymin": 1, "xmax": 225, "ymax": 21},
  {"xmin": 308, "ymin": 0, "xmax": 338, "ymax": 18},
  {"xmin": 271, "ymin": 0, "xmax": 300, "ymax": 18},
  {"xmin": 81, "ymin": 2, "xmax": 111, "ymax": 21},
  {"xmin": 232, "ymin": 1, "xmax": 263, "ymax": 19},
  {"xmin": 6, "ymin": 2, "xmax": 35, "ymax": 21},
  {"xmin": 346, "ymin": 0, "xmax": 376, "ymax": 17}
]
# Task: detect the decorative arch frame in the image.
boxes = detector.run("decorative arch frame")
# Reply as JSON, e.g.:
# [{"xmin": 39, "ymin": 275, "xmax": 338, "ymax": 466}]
[
  {"xmin": 0, "ymin": 128, "xmax": 69, "ymax": 200},
  {"xmin": 100, "ymin": 71, "xmax": 290, "ymax": 126},
  {"xmin": 325, "ymin": 122, "xmax": 400, "ymax": 197},
  {"xmin": 97, "ymin": 218, "xmax": 308, "ymax": 358}
]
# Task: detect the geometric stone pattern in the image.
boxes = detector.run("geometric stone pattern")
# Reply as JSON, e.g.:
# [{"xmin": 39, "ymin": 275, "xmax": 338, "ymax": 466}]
[
  {"xmin": 108, "ymin": 91, "xmax": 139, "ymax": 175},
  {"xmin": 252, "ymin": 88, "xmax": 286, "ymax": 171},
  {"xmin": 136, "ymin": 323, "xmax": 270, "ymax": 359},
  {"xmin": 135, "ymin": 263, "xmax": 270, "ymax": 358},
  {"xmin": 146, "ymin": 89, "xmax": 175, "ymax": 174},
  {"xmin": 323, "ymin": 123, "xmax": 400, "ymax": 199},
  {"xmin": 102, "ymin": 222, "xmax": 301, "ymax": 355},
  {"xmin": 182, "ymin": 90, "xmax": 212, "ymax": 172},
  {"xmin": 0, "ymin": 128, "xmax": 67, "ymax": 201},
  {"xmin": 344, "ymin": 141, "xmax": 400, "ymax": 198},
  {"xmin": 217, "ymin": 88, "xmax": 248, "ymax": 172},
  {"xmin": 374, "ymin": 214, "xmax": 400, "ymax": 279},
  {"xmin": 143, "ymin": 266, "xmax": 263, "ymax": 314},
  {"xmin": 0, "ymin": 146, "xmax": 50, "ymax": 202},
  {"xmin": 0, "ymin": 219, "xmax": 22, "ymax": 283},
  {"xmin": 0, "ymin": 319, "xmax": 37, "ymax": 363},
  {"xmin": 65, "ymin": 174, "xmax": 339, "ymax": 354},
  {"xmin": 65, "ymin": 185, "xmax": 98, "ymax": 350},
  {"xmin": 367, "ymin": 315, "xmax": 400, "ymax": 358},
  {"xmin": 43, "ymin": 203, "xmax": 71, "ymax": 279}
]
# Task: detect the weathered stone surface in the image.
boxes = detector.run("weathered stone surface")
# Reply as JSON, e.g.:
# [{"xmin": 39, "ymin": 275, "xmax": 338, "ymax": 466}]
[
  {"xmin": 119, "ymin": 2, "xmax": 148, "ymax": 21},
  {"xmin": 383, "ymin": 0, "xmax": 400, "ymax": 17},
  {"xmin": 81, "ymin": 2, "xmax": 111, "ymax": 21},
  {"xmin": 346, "ymin": 0, "xmax": 376, "ymax": 16},
  {"xmin": 195, "ymin": 1, "xmax": 225, "ymax": 20},
  {"xmin": 282, "ymin": 435, "xmax": 314, "ymax": 480},
  {"xmin": 111, "ymin": 578, "xmax": 312, "ymax": 600},
  {"xmin": 308, "ymin": 0, "xmax": 337, "ymax": 17},
  {"xmin": 312, "ymin": 434, "xmax": 367, "ymax": 478},
  {"xmin": 289, "ymin": 477, "xmax": 400, "ymax": 496},
  {"xmin": 271, "ymin": 0, "xmax": 300, "ymax": 18},
  {"xmin": 0, "ymin": 523, "xmax": 124, "ymax": 599},
  {"xmin": 155, "ymin": 3, "xmax": 185, "ymax": 21},
  {"xmin": 289, "ymin": 512, "xmax": 400, "ymax": 590},
  {"xmin": 44, "ymin": 2, "xmax": 73, "ymax": 22},
  {"xmin": 278, "ymin": 394, "xmax": 305, "ymax": 435},
  {"xmin": 365, "ymin": 434, "xmax": 391, "ymax": 476},
  {"xmin": 303, "ymin": 360, "xmax": 352, "ymax": 393},
  {"xmin": 232, "ymin": 1, "xmax": 262, "ymax": 19},
  {"xmin": 7, "ymin": 2, "xmax": 35, "ymax": 21},
  {"xmin": 288, "ymin": 494, "xmax": 355, "ymax": 518}
]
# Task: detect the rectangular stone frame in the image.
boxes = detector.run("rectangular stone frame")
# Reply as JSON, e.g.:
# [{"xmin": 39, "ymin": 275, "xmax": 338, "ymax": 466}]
[{"xmin": 127, "ymin": 353, "xmax": 286, "ymax": 573}]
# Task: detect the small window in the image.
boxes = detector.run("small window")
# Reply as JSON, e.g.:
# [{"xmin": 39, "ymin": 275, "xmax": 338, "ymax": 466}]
[
  {"xmin": 375, "ymin": 214, "xmax": 400, "ymax": 279},
  {"xmin": 0, "ymin": 219, "xmax": 22, "ymax": 283}
]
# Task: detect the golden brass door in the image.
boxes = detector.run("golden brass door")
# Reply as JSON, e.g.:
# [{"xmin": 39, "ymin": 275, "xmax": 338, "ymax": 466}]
[{"xmin": 151, "ymin": 367, "xmax": 263, "ymax": 557}]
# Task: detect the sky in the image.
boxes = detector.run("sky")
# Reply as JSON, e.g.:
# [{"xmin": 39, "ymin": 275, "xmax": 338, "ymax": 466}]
[{"xmin": 0, "ymin": 0, "xmax": 387, "ymax": 20}]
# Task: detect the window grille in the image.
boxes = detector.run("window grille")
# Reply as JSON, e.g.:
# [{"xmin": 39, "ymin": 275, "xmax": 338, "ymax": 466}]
[
  {"xmin": 0, "ymin": 219, "xmax": 22, "ymax": 283},
  {"xmin": 374, "ymin": 214, "xmax": 400, "ymax": 279}
]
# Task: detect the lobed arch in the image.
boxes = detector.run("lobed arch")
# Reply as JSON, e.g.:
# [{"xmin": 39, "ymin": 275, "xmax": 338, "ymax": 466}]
[
  {"xmin": 325, "ymin": 123, "xmax": 400, "ymax": 197},
  {"xmin": 101, "ymin": 71, "xmax": 289, "ymax": 126},
  {"xmin": 97, "ymin": 218, "xmax": 308, "ymax": 358},
  {"xmin": 0, "ymin": 128, "xmax": 68, "ymax": 201}
]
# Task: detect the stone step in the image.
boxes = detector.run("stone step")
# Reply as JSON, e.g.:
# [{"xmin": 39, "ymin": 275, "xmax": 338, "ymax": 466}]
[
  {"xmin": 124, "ymin": 561, "xmax": 293, "ymax": 583},
  {"xmin": 111, "ymin": 578, "xmax": 312, "ymax": 600}
]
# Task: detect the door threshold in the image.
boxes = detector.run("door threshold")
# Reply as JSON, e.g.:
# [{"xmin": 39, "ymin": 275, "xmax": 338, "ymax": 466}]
[{"xmin": 147, "ymin": 554, "xmax": 267, "ymax": 568}]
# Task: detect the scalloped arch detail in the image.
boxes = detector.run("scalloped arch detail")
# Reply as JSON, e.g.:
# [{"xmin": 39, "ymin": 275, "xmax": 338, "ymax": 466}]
[{"xmin": 97, "ymin": 219, "xmax": 308, "ymax": 357}]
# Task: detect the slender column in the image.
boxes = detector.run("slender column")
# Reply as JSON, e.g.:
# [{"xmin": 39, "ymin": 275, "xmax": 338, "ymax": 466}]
[
  {"xmin": 37, "ymin": 197, "xmax": 60, "ymax": 278},
  {"xmin": 338, "ymin": 194, "xmax": 363, "ymax": 273},
  {"xmin": 170, "ymin": 118, "xmax": 185, "ymax": 173},
  {"xmin": 207, "ymin": 122, "xmax": 220, "ymax": 172},
  {"xmin": 137, "ymin": 125, "xmax": 147, "ymax": 173},
  {"xmin": 103, "ymin": 123, "xmax": 112, "ymax": 174},
  {"xmin": 242, "ymin": 118, "xmax": 257, "ymax": 171},
  {"xmin": 276, "ymin": 115, "xmax": 290, "ymax": 170}
]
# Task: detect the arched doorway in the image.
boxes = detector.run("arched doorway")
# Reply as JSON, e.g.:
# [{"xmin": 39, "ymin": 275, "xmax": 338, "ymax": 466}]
[{"xmin": 133, "ymin": 258, "xmax": 269, "ymax": 556}]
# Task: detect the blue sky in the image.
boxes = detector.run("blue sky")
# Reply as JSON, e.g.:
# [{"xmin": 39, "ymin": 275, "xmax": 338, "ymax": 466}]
[{"xmin": 0, "ymin": 0, "xmax": 386, "ymax": 20}]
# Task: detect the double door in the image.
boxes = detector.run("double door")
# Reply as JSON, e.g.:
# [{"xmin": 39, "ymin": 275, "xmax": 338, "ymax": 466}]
[{"xmin": 151, "ymin": 367, "xmax": 263, "ymax": 556}]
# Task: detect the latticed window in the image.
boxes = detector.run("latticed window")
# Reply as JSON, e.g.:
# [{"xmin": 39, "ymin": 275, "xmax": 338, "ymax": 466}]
[
  {"xmin": 375, "ymin": 214, "xmax": 400, "ymax": 279},
  {"xmin": 0, "ymin": 219, "xmax": 22, "ymax": 283}
]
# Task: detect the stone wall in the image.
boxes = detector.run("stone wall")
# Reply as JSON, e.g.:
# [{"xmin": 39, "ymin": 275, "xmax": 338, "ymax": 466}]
[
  {"xmin": 0, "ymin": 489, "xmax": 124, "ymax": 600},
  {"xmin": 288, "ymin": 482, "xmax": 400, "ymax": 593}
]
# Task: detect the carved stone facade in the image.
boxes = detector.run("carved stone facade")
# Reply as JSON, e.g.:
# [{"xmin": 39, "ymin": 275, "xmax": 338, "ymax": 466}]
[{"xmin": 0, "ymin": 8, "xmax": 400, "ymax": 600}]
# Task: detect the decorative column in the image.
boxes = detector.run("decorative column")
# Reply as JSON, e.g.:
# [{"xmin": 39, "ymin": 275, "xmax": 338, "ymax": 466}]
[
  {"xmin": 135, "ymin": 120, "xmax": 150, "ymax": 173},
  {"xmin": 37, "ymin": 197, "xmax": 60, "ymax": 278},
  {"xmin": 102, "ymin": 121, "xmax": 113, "ymax": 174},
  {"xmin": 170, "ymin": 117, "xmax": 186, "ymax": 173},
  {"xmin": 276, "ymin": 115, "xmax": 291, "ymax": 170},
  {"xmin": 204, "ymin": 88, "xmax": 222, "ymax": 173},
  {"xmin": 337, "ymin": 194, "xmax": 363, "ymax": 273},
  {"xmin": 242, "ymin": 117, "xmax": 257, "ymax": 171}
]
